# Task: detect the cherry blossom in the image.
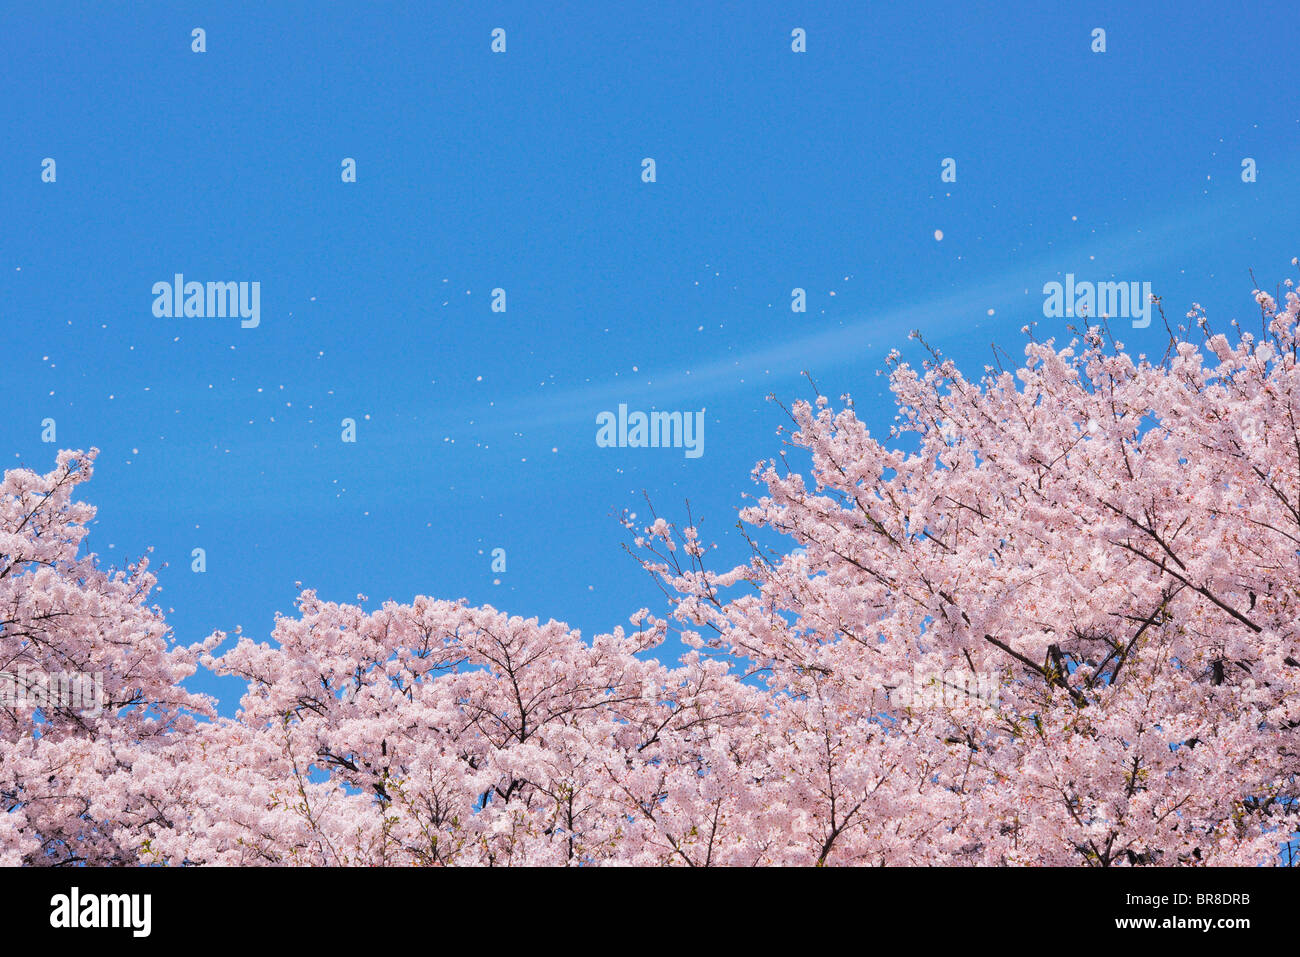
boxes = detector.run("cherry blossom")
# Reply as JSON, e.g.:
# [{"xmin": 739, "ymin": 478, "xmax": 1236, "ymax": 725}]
[{"xmin": 10, "ymin": 271, "xmax": 1300, "ymax": 866}]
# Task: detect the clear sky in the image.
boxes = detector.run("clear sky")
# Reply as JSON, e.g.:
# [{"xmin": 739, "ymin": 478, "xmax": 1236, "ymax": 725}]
[{"xmin": 4, "ymin": 2, "xmax": 1298, "ymax": 713}]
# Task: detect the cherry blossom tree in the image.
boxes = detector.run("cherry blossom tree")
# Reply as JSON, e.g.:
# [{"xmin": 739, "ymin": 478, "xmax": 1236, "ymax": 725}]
[
  {"xmin": 14, "ymin": 269, "xmax": 1300, "ymax": 866},
  {"xmin": 631, "ymin": 272, "xmax": 1300, "ymax": 864},
  {"xmin": 147, "ymin": 593, "xmax": 766, "ymax": 865},
  {"xmin": 0, "ymin": 450, "xmax": 216, "ymax": 865}
]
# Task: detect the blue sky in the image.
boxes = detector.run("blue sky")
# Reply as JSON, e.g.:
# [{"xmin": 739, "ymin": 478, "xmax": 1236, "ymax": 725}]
[{"xmin": 4, "ymin": 2, "xmax": 1298, "ymax": 713}]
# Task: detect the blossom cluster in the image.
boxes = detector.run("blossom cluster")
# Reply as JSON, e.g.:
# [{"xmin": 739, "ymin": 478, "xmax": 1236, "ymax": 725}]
[{"xmin": 5, "ymin": 273, "xmax": 1300, "ymax": 865}]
